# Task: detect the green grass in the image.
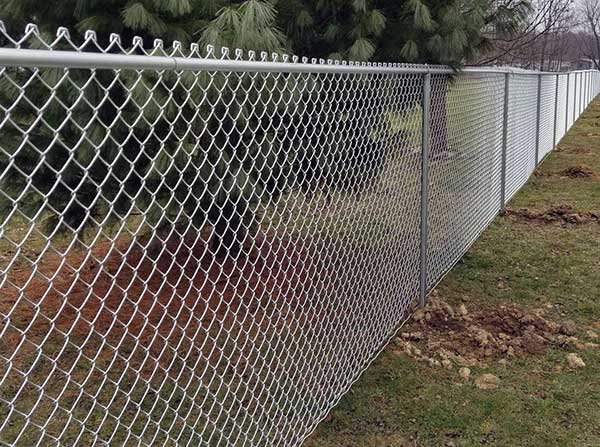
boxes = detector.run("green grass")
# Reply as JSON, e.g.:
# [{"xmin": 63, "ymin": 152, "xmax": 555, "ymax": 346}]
[{"xmin": 305, "ymin": 99, "xmax": 600, "ymax": 447}]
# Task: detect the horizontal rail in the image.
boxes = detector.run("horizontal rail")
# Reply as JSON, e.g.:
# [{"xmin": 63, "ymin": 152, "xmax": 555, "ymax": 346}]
[
  {"xmin": 0, "ymin": 48, "xmax": 450, "ymax": 74},
  {"xmin": 0, "ymin": 48, "xmax": 595, "ymax": 76}
]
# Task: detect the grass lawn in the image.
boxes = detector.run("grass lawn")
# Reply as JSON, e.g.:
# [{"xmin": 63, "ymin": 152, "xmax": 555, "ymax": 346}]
[{"xmin": 304, "ymin": 98, "xmax": 600, "ymax": 447}]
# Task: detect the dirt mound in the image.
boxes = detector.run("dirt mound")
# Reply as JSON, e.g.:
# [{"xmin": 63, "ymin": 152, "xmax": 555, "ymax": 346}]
[
  {"xmin": 506, "ymin": 205, "xmax": 599, "ymax": 225},
  {"xmin": 393, "ymin": 292, "xmax": 598, "ymax": 367},
  {"xmin": 562, "ymin": 165, "xmax": 596, "ymax": 178}
]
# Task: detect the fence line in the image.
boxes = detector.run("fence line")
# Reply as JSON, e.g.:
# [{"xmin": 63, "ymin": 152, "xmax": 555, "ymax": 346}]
[{"xmin": 0, "ymin": 24, "xmax": 599, "ymax": 447}]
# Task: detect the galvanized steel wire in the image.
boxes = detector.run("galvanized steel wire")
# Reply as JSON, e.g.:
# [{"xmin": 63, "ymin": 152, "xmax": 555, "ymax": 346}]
[{"xmin": 0, "ymin": 23, "xmax": 599, "ymax": 447}]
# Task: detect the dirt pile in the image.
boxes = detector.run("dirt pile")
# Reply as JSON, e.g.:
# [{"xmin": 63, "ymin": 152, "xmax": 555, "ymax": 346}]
[
  {"xmin": 393, "ymin": 292, "xmax": 598, "ymax": 368},
  {"xmin": 562, "ymin": 165, "xmax": 596, "ymax": 178},
  {"xmin": 506, "ymin": 205, "xmax": 599, "ymax": 225}
]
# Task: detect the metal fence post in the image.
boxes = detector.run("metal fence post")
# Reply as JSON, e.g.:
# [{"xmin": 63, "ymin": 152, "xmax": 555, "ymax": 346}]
[
  {"xmin": 585, "ymin": 72, "xmax": 588, "ymax": 107},
  {"xmin": 565, "ymin": 73, "xmax": 570, "ymax": 131},
  {"xmin": 573, "ymin": 72, "xmax": 578, "ymax": 123},
  {"xmin": 553, "ymin": 73, "xmax": 559, "ymax": 149},
  {"xmin": 584, "ymin": 72, "xmax": 587, "ymax": 108},
  {"xmin": 588, "ymin": 71, "xmax": 591, "ymax": 106},
  {"xmin": 581, "ymin": 72, "xmax": 584, "ymax": 110},
  {"xmin": 578, "ymin": 73, "xmax": 581, "ymax": 118},
  {"xmin": 419, "ymin": 71, "xmax": 431, "ymax": 309},
  {"xmin": 501, "ymin": 72, "xmax": 510, "ymax": 212},
  {"xmin": 580, "ymin": 72, "xmax": 583, "ymax": 111},
  {"xmin": 582, "ymin": 72, "xmax": 584, "ymax": 111},
  {"xmin": 535, "ymin": 74, "xmax": 542, "ymax": 165},
  {"xmin": 577, "ymin": 73, "xmax": 583, "ymax": 114}
]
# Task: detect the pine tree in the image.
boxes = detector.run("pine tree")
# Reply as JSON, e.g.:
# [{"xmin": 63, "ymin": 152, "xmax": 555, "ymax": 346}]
[
  {"xmin": 0, "ymin": 0, "xmax": 215, "ymax": 45},
  {"xmin": 276, "ymin": 0, "xmax": 387, "ymax": 61},
  {"xmin": 0, "ymin": 0, "xmax": 532, "ymax": 259}
]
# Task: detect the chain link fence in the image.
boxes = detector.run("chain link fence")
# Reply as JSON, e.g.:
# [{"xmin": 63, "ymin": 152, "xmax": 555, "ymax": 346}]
[{"xmin": 0, "ymin": 24, "xmax": 599, "ymax": 447}]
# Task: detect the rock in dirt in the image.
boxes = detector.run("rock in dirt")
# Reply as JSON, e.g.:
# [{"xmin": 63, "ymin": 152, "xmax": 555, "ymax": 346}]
[
  {"xmin": 428, "ymin": 358, "xmax": 441, "ymax": 367},
  {"xmin": 458, "ymin": 304, "xmax": 468, "ymax": 317},
  {"xmin": 442, "ymin": 303, "xmax": 455, "ymax": 318},
  {"xmin": 560, "ymin": 320, "xmax": 577, "ymax": 336},
  {"xmin": 473, "ymin": 328, "xmax": 491, "ymax": 347},
  {"xmin": 413, "ymin": 309, "xmax": 425, "ymax": 322},
  {"xmin": 565, "ymin": 213, "xmax": 585, "ymax": 224},
  {"xmin": 522, "ymin": 331, "xmax": 547, "ymax": 354},
  {"xmin": 458, "ymin": 367, "xmax": 471, "ymax": 380},
  {"xmin": 566, "ymin": 353, "xmax": 586, "ymax": 369},
  {"xmin": 585, "ymin": 330, "xmax": 598, "ymax": 340},
  {"xmin": 475, "ymin": 374, "xmax": 500, "ymax": 390},
  {"xmin": 401, "ymin": 331, "xmax": 424, "ymax": 341}
]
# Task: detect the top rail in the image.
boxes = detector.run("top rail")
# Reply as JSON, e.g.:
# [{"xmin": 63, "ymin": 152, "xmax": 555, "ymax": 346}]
[{"xmin": 0, "ymin": 48, "xmax": 593, "ymax": 76}]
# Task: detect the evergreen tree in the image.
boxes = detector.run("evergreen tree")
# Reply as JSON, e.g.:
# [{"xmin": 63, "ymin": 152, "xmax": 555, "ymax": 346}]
[
  {"xmin": 0, "ymin": 0, "xmax": 216, "ymax": 45},
  {"xmin": 0, "ymin": 0, "xmax": 532, "ymax": 260},
  {"xmin": 0, "ymin": 0, "xmax": 303, "ymax": 259},
  {"xmin": 276, "ymin": 0, "xmax": 387, "ymax": 61}
]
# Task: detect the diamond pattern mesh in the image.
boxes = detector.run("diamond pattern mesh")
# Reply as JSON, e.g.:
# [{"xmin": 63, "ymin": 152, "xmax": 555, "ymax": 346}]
[
  {"xmin": 426, "ymin": 73, "xmax": 505, "ymax": 289},
  {"xmin": 505, "ymin": 75, "xmax": 539, "ymax": 201},
  {"xmin": 538, "ymin": 76, "xmax": 557, "ymax": 161},
  {"xmin": 567, "ymin": 73, "xmax": 576, "ymax": 129},
  {"xmin": 538, "ymin": 76, "xmax": 556, "ymax": 163},
  {"xmin": 555, "ymin": 74, "xmax": 568, "ymax": 143},
  {"xmin": 0, "ymin": 24, "xmax": 598, "ymax": 447}
]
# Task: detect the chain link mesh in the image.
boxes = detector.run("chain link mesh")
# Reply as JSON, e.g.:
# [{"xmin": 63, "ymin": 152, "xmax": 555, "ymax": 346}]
[
  {"xmin": 426, "ymin": 73, "xmax": 505, "ymax": 289},
  {"xmin": 567, "ymin": 73, "xmax": 577, "ymax": 129},
  {"xmin": 505, "ymin": 75, "xmax": 539, "ymax": 201},
  {"xmin": 0, "ymin": 24, "xmax": 599, "ymax": 447},
  {"xmin": 555, "ymin": 74, "xmax": 568, "ymax": 143},
  {"xmin": 538, "ymin": 76, "xmax": 556, "ymax": 161}
]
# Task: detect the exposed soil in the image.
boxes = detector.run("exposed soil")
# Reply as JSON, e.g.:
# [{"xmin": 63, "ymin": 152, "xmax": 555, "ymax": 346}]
[
  {"xmin": 0, "ymin": 228, "xmax": 330, "ymax": 377},
  {"xmin": 533, "ymin": 169, "xmax": 551, "ymax": 177},
  {"xmin": 562, "ymin": 165, "xmax": 597, "ymax": 178},
  {"xmin": 393, "ymin": 291, "xmax": 599, "ymax": 368},
  {"xmin": 505, "ymin": 205, "xmax": 599, "ymax": 225}
]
